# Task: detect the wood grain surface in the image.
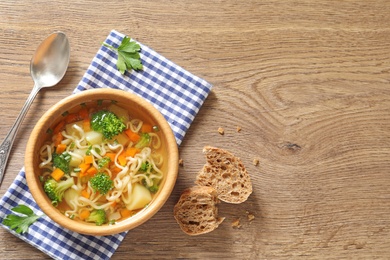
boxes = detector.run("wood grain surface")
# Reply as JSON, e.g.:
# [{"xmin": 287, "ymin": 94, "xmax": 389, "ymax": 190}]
[{"xmin": 1, "ymin": 0, "xmax": 390, "ymax": 259}]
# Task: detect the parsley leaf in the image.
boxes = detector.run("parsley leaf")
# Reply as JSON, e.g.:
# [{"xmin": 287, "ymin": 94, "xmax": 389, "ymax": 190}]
[
  {"xmin": 103, "ymin": 36, "xmax": 143, "ymax": 74},
  {"xmin": 118, "ymin": 37, "xmax": 140, "ymax": 52},
  {"xmin": 2, "ymin": 205, "xmax": 43, "ymax": 234},
  {"xmin": 52, "ymin": 151, "xmax": 71, "ymax": 175}
]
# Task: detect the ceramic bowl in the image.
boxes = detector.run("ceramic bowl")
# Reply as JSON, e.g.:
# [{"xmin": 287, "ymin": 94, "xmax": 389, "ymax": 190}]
[{"xmin": 25, "ymin": 88, "xmax": 179, "ymax": 236}]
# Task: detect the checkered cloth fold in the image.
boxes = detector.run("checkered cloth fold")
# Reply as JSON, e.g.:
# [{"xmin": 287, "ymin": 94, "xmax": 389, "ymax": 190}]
[{"xmin": 0, "ymin": 30, "xmax": 212, "ymax": 260}]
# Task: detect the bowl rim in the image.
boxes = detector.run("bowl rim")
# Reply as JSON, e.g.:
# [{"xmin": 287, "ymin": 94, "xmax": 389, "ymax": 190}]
[{"xmin": 25, "ymin": 88, "xmax": 179, "ymax": 236}]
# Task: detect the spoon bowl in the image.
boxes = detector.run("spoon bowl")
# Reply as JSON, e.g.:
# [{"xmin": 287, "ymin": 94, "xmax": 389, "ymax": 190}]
[
  {"xmin": 31, "ymin": 32, "xmax": 70, "ymax": 88},
  {"xmin": 0, "ymin": 32, "xmax": 70, "ymax": 186}
]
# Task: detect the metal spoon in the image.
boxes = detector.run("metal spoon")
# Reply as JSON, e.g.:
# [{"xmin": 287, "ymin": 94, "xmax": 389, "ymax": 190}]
[{"xmin": 0, "ymin": 32, "xmax": 70, "ymax": 186}]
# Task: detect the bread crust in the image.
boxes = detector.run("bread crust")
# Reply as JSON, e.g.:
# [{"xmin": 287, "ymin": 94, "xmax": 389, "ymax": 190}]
[
  {"xmin": 173, "ymin": 186, "xmax": 224, "ymax": 236},
  {"xmin": 195, "ymin": 146, "xmax": 252, "ymax": 204}
]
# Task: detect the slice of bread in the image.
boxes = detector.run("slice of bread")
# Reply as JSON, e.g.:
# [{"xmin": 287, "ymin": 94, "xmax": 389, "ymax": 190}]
[
  {"xmin": 173, "ymin": 186, "xmax": 225, "ymax": 236},
  {"xmin": 195, "ymin": 146, "xmax": 252, "ymax": 204}
]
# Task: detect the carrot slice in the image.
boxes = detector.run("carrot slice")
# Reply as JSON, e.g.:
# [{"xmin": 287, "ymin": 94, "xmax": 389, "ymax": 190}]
[
  {"xmin": 78, "ymin": 108, "xmax": 89, "ymax": 120},
  {"xmin": 86, "ymin": 166, "xmax": 98, "ymax": 176},
  {"xmin": 124, "ymin": 129, "xmax": 141, "ymax": 143},
  {"xmin": 55, "ymin": 143, "xmax": 67, "ymax": 154},
  {"xmin": 120, "ymin": 208, "xmax": 132, "ymax": 219},
  {"xmin": 84, "ymin": 155, "xmax": 94, "ymax": 165},
  {"xmin": 81, "ymin": 188, "xmax": 90, "ymax": 199},
  {"xmin": 110, "ymin": 166, "xmax": 122, "ymax": 177},
  {"xmin": 117, "ymin": 152, "xmax": 127, "ymax": 166},
  {"xmin": 79, "ymin": 163, "xmax": 91, "ymax": 177},
  {"xmin": 51, "ymin": 168, "xmax": 65, "ymax": 181},
  {"xmin": 82, "ymin": 118, "xmax": 91, "ymax": 132},
  {"xmin": 125, "ymin": 147, "xmax": 140, "ymax": 157},
  {"xmin": 79, "ymin": 209, "xmax": 90, "ymax": 220},
  {"xmin": 53, "ymin": 132, "xmax": 64, "ymax": 146},
  {"xmin": 105, "ymin": 153, "xmax": 117, "ymax": 163},
  {"xmin": 65, "ymin": 113, "xmax": 79, "ymax": 124},
  {"xmin": 53, "ymin": 120, "xmax": 65, "ymax": 134}
]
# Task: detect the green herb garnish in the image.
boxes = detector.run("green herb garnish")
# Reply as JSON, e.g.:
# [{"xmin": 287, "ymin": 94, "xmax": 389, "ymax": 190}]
[
  {"xmin": 52, "ymin": 151, "xmax": 71, "ymax": 175},
  {"xmin": 140, "ymin": 161, "xmax": 151, "ymax": 172},
  {"xmin": 103, "ymin": 36, "xmax": 143, "ymax": 74},
  {"xmin": 2, "ymin": 205, "xmax": 43, "ymax": 234},
  {"xmin": 86, "ymin": 145, "xmax": 93, "ymax": 155}
]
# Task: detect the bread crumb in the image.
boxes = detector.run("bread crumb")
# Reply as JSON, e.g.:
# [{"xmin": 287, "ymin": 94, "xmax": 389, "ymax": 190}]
[
  {"xmin": 231, "ymin": 218, "xmax": 241, "ymax": 228},
  {"xmin": 236, "ymin": 126, "xmax": 241, "ymax": 132},
  {"xmin": 252, "ymin": 158, "xmax": 259, "ymax": 166},
  {"xmin": 247, "ymin": 213, "xmax": 255, "ymax": 222},
  {"xmin": 178, "ymin": 158, "xmax": 184, "ymax": 167},
  {"xmin": 218, "ymin": 127, "xmax": 224, "ymax": 135}
]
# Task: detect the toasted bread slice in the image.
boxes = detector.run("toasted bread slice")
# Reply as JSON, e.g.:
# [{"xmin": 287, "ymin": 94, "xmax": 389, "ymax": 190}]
[
  {"xmin": 173, "ymin": 186, "xmax": 225, "ymax": 236},
  {"xmin": 195, "ymin": 146, "xmax": 252, "ymax": 204}
]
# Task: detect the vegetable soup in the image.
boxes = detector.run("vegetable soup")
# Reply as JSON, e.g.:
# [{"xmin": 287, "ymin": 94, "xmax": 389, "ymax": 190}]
[{"xmin": 38, "ymin": 100, "xmax": 164, "ymax": 226}]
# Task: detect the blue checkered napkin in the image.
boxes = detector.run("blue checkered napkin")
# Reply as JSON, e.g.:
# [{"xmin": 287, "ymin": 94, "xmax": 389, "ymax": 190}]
[{"xmin": 0, "ymin": 30, "xmax": 212, "ymax": 259}]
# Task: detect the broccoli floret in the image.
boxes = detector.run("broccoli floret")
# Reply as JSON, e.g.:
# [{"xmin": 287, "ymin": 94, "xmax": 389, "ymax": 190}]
[
  {"xmin": 90, "ymin": 172, "xmax": 113, "ymax": 195},
  {"xmin": 135, "ymin": 133, "xmax": 151, "ymax": 149},
  {"xmin": 43, "ymin": 177, "xmax": 74, "ymax": 206},
  {"xmin": 98, "ymin": 157, "xmax": 111, "ymax": 169},
  {"xmin": 52, "ymin": 151, "xmax": 71, "ymax": 174},
  {"xmin": 142, "ymin": 178, "xmax": 159, "ymax": 193},
  {"xmin": 147, "ymin": 183, "xmax": 159, "ymax": 193},
  {"xmin": 90, "ymin": 110, "xmax": 126, "ymax": 139},
  {"xmin": 86, "ymin": 209, "xmax": 107, "ymax": 226}
]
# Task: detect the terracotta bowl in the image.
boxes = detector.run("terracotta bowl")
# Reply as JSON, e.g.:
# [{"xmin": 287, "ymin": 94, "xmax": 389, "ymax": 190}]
[{"xmin": 25, "ymin": 88, "xmax": 179, "ymax": 236}]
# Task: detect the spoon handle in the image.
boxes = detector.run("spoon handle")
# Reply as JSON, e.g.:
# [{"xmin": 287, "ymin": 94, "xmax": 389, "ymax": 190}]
[{"xmin": 0, "ymin": 85, "xmax": 40, "ymax": 186}]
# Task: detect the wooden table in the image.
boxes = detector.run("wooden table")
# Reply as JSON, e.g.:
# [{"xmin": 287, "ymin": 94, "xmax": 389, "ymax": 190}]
[{"xmin": 1, "ymin": 1, "xmax": 390, "ymax": 259}]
